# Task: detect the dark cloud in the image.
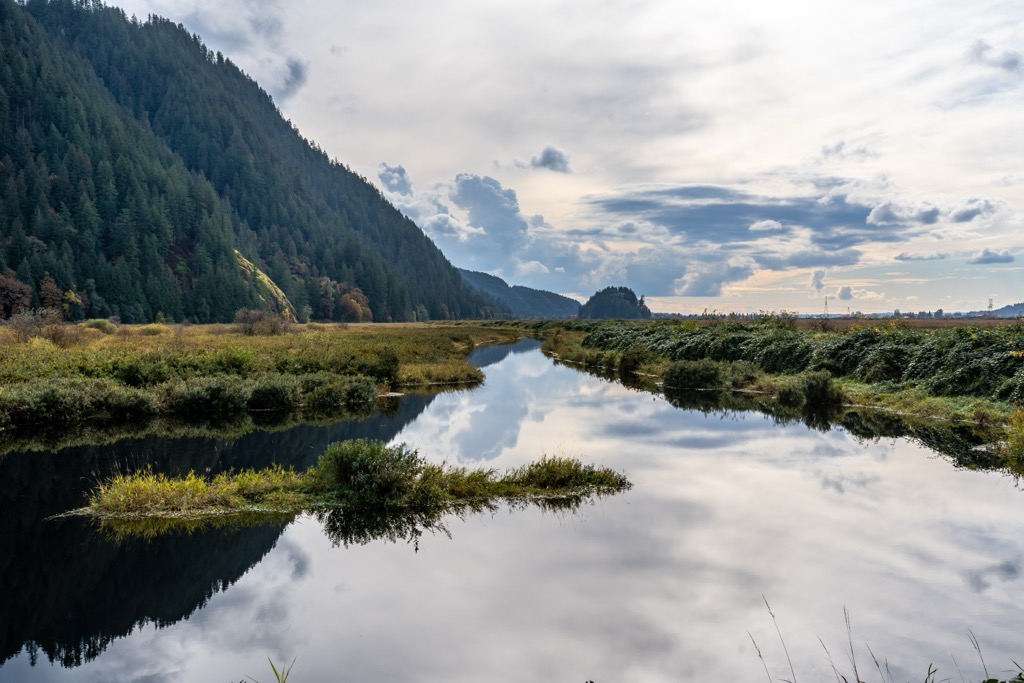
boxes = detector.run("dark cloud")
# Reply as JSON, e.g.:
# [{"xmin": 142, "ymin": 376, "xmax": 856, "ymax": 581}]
[
  {"xmin": 810, "ymin": 269, "xmax": 826, "ymax": 291},
  {"xmin": 867, "ymin": 201, "xmax": 940, "ymax": 225},
  {"xmin": 837, "ymin": 285, "xmax": 853, "ymax": 301},
  {"xmin": 968, "ymin": 39, "xmax": 1022, "ymax": 73},
  {"xmin": 590, "ymin": 188, "xmax": 873, "ymax": 246},
  {"xmin": 529, "ymin": 145, "xmax": 572, "ymax": 173},
  {"xmin": 964, "ymin": 559, "xmax": 1020, "ymax": 593},
  {"xmin": 894, "ymin": 251, "xmax": 948, "ymax": 261},
  {"xmin": 950, "ymin": 198, "xmax": 998, "ymax": 222},
  {"xmin": 377, "ymin": 163, "xmax": 413, "ymax": 196},
  {"xmin": 276, "ymin": 58, "xmax": 308, "ymax": 101},
  {"xmin": 967, "ymin": 248, "xmax": 1015, "ymax": 264},
  {"xmin": 449, "ymin": 174, "xmax": 529, "ymax": 250},
  {"xmin": 754, "ymin": 248, "xmax": 861, "ymax": 270}
]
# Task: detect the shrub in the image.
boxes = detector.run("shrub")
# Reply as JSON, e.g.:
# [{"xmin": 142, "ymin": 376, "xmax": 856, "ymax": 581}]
[
  {"xmin": 247, "ymin": 375, "xmax": 298, "ymax": 412},
  {"xmin": 82, "ymin": 318, "xmax": 117, "ymax": 334},
  {"xmin": 138, "ymin": 324, "xmax": 170, "ymax": 336},
  {"xmin": 5, "ymin": 308, "xmax": 84, "ymax": 347},
  {"xmin": 234, "ymin": 308, "xmax": 292, "ymax": 336},
  {"xmin": 800, "ymin": 370, "xmax": 845, "ymax": 408},
  {"xmin": 664, "ymin": 359, "xmax": 724, "ymax": 390},
  {"xmin": 112, "ymin": 355, "xmax": 174, "ymax": 387},
  {"xmin": 309, "ymin": 439, "xmax": 423, "ymax": 506},
  {"xmin": 163, "ymin": 377, "xmax": 250, "ymax": 416},
  {"xmin": 776, "ymin": 381, "xmax": 805, "ymax": 408},
  {"xmin": 213, "ymin": 347, "xmax": 256, "ymax": 374},
  {"xmin": 618, "ymin": 347, "xmax": 648, "ymax": 378}
]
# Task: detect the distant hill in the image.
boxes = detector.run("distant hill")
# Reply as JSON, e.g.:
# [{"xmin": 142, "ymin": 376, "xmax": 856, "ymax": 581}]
[
  {"xmin": 988, "ymin": 302, "xmax": 1024, "ymax": 318},
  {"xmin": 579, "ymin": 286, "xmax": 651, "ymax": 320},
  {"xmin": 458, "ymin": 269, "xmax": 579, "ymax": 319},
  {"xmin": 0, "ymin": 0, "xmax": 497, "ymax": 322}
]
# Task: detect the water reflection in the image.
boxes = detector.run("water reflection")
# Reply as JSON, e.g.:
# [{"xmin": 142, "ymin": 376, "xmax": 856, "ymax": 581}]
[{"xmin": 2, "ymin": 340, "xmax": 1023, "ymax": 683}]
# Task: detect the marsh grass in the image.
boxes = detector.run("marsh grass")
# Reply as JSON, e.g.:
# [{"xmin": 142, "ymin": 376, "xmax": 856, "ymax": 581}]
[
  {"xmin": 751, "ymin": 601, "xmax": 1024, "ymax": 683},
  {"xmin": 540, "ymin": 319, "xmax": 1024, "ymax": 430},
  {"xmin": 0, "ymin": 323, "xmax": 520, "ymax": 437},
  {"xmin": 82, "ymin": 439, "xmax": 632, "ymax": 541}
]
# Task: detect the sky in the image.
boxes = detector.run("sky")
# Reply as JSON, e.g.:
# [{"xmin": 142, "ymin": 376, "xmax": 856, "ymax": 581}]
[{"xmin": 108, "ymin": 0, "xmax": 1024, "ymax": 314}]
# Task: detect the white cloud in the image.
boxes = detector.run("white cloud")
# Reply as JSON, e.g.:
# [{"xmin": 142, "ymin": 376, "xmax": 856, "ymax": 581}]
[{"xmin": 104, "ymin": 0, "xmax": 1024, "ymax": 312}]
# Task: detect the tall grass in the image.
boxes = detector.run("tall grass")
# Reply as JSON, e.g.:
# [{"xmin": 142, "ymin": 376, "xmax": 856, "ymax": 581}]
[
  {"xmin": 0, "ymin": 323, "xmax": 520, "ymax": 437},
  {"xmin": 751, "ymin": 603, "xmax": 1024, "ymax": 683},
  {"xmin": 84, "ymin": 440, "xmax": 632, "ymax": 540}
]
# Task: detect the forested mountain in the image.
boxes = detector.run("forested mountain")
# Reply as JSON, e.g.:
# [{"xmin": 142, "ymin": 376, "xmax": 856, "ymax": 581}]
[
  {"xmin": 578, "ymin": 286, "xmax": 652, "ymax": 319},
  {"xmin": 0, "ymin": 0, "xmax": 498, "ymax": 322},
  {"xmin": 458, "ymin": 268, "xmax": 580, "ymax": 319}
]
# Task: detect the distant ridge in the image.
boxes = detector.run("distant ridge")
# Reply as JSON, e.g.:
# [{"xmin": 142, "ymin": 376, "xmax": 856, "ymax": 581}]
[{"xmin": 458, "ymin": 269, "xmax": 579, "ymax": 319}]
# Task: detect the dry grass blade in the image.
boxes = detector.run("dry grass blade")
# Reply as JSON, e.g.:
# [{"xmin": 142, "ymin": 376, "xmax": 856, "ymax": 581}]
[
  {"xmin": 969, "ymin": 630, "xmax": 989, "ymax": 680},
  {"xmin": 749, "ymin": 631, "xmax": 773, "ymax": 683},
  {"xmin": 764, "ymin": 596, "xmax": 797, "ymax": 683}
]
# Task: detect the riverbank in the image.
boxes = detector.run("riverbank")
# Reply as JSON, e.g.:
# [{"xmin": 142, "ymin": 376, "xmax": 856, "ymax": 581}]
[
  {"xmin": 482, "ymin": 318, "xmax": 1024, "ymax": 467},
  {"xmin": 0, "ymin": 321, "xmax": 521, "ymax": 452}
]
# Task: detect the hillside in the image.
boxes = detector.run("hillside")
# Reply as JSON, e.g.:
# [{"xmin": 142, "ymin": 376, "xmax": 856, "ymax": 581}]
[
  {"xmin": 458, "ymin": 269, "xmax": 579, "ymax": 319},
  {"xmin": 0, "ymin": 0, "xmax": 497, "ymax": 322},
  {"xmin": 578, "ymin": 286, "xmax": 652, "ymax": 320}
]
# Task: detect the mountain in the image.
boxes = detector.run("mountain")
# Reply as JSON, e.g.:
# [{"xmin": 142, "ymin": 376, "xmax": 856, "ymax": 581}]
[
  {"xmin": 0, "ymin": 0, "xmax": 498, "ymax": 322},
  {"xmin": 458, "ymin": 269, "xmax": 580, "ymax": 319},
  {"xmin": 578, "ymin": 286, "xmax": 651, "ymax": 319},
  {"xmin": 987, "ymin": 302, "xmax": 1024, "ymax": 318}
]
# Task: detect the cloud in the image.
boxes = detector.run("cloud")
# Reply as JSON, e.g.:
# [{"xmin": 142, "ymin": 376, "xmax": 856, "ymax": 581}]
[
  {"xmin": 867, "ymin": 201, "xmax": 941, "ymax": 226},
  {"xmin": 950, "ymin": 198, "xmax": 998, "ymax": 223},
  {"xmin": 967, "ymin": 248, "xmax": 1015, "ymax": 264},
  {"xmin": 818, "ymin": 140, "xmax": 878, "ymax": 163},
  {"xmin": 968, "ymin": 40, "xmax": 1022, "ymax": 74},
  {"xmin": 834, "ymin": 285, "xmax": 884, "ymax": 301},
  {"xmin": 810, "ymin": 269, "xmax": 826, "ymax": 291},
  {"xmin": 674, "ymin": 259, "xmax": 754, "ymax": 297},
  {"xmin": 528, "ymin": 145, "xmax": 572, "ymax": 173},
  {"xmin": 894, "ymin": 251, "xmax": 948, "ymax": 261},
  {"xmin": 749, "ymin": 219, "xmax": 783, "ymax": 232},
  {"xmin": 278, "ymin": 58, "xmax": 308, "ymax": 100},
  {"xmin": 754, "ymin": 248, "xmax": 861, "ymax": 270},
  {"xmin": 450, "ymin": 174, "xmax": 529, "ymax": 242},
  {"xmin": 378, "ymin": 163, "xmax": 413, "ymax": 196},
  {"xmin": 171, "ymin": 2, "xmax": 310, "ymax": 102}
]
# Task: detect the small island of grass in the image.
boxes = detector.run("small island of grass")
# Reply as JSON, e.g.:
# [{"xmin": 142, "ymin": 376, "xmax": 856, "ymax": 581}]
[{"xmin": 76, "ymin": 439, "xmax": 632, "ymax": 540}]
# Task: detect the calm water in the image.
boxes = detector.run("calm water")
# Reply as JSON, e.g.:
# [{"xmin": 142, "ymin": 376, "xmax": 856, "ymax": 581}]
[{"xmin": 2, "ymin": 339, "xmax": 1023, "ymax": 682}]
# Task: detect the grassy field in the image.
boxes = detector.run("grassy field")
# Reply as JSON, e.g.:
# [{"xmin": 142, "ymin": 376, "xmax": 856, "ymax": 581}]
[{"xmin": 0, "ymin": 318, "xmax": 521, "ymax": 452}]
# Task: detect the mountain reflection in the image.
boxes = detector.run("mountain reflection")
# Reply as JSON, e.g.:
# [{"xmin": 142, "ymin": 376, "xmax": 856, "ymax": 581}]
[{"xmin": 0, "ymin": 392, "xmax": 437, "ymax": 669}]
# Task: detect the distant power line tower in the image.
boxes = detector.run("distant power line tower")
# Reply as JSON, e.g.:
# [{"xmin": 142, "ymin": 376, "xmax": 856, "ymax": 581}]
[{"xmin": 989, "ymin": 298, "xmax": 994, "ymax": 312}]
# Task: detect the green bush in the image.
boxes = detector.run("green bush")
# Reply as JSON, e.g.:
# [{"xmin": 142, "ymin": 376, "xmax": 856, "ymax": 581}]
[
  {"xmin": 247, "ymin": 375, "xmax": 298, "ymax": 412},
  {"xmin": 800, "ymin": 370, "xmax": 845, "ymax": 408},
  {"xmin": 82, "ymin": 318, "xmax": 117, "ymax": 334},
  {"xmin": 163, "ymin": 377, "xmax": 250, "ymax": 416},
  {"xmin": 664, "ymin": 359, "xmax": 725, "ymax": 390},
  {"xmin": 112, "ymin": 355, "xmax": 174, "ymax": 387},
  {"xmin": 310, "ymin": 439, "xmax": 423, "ymax": 506},
  {"xmin": 618, "ymin": 348, "xmax": 648, "ymax": 378}
]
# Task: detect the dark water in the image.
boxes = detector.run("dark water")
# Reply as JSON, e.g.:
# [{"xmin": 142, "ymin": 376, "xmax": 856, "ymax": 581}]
[{"xmin": 2, "ymin": 339, "xmax": 1022, "ymax": 682}]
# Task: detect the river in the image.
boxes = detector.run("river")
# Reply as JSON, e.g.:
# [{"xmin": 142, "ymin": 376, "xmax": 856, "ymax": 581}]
[{"xmin": 1, "ymin": 339, "xmax": 1022, "ymax": 682}]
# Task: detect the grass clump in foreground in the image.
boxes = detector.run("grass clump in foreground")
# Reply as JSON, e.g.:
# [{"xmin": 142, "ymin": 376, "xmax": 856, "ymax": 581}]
[
  {"xmin": 83, "ymin": 439, "xmax": 631, "ymax": 542},
  {"xmin": 752, "ymin": 601, "xmax": 1024, "ymax": 683}
]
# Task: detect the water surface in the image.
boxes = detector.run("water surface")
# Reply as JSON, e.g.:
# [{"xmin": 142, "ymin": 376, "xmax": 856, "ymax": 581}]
[{"xmin": 2, "ymin": 339, "xmax": 1022, "ymax": 682}]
